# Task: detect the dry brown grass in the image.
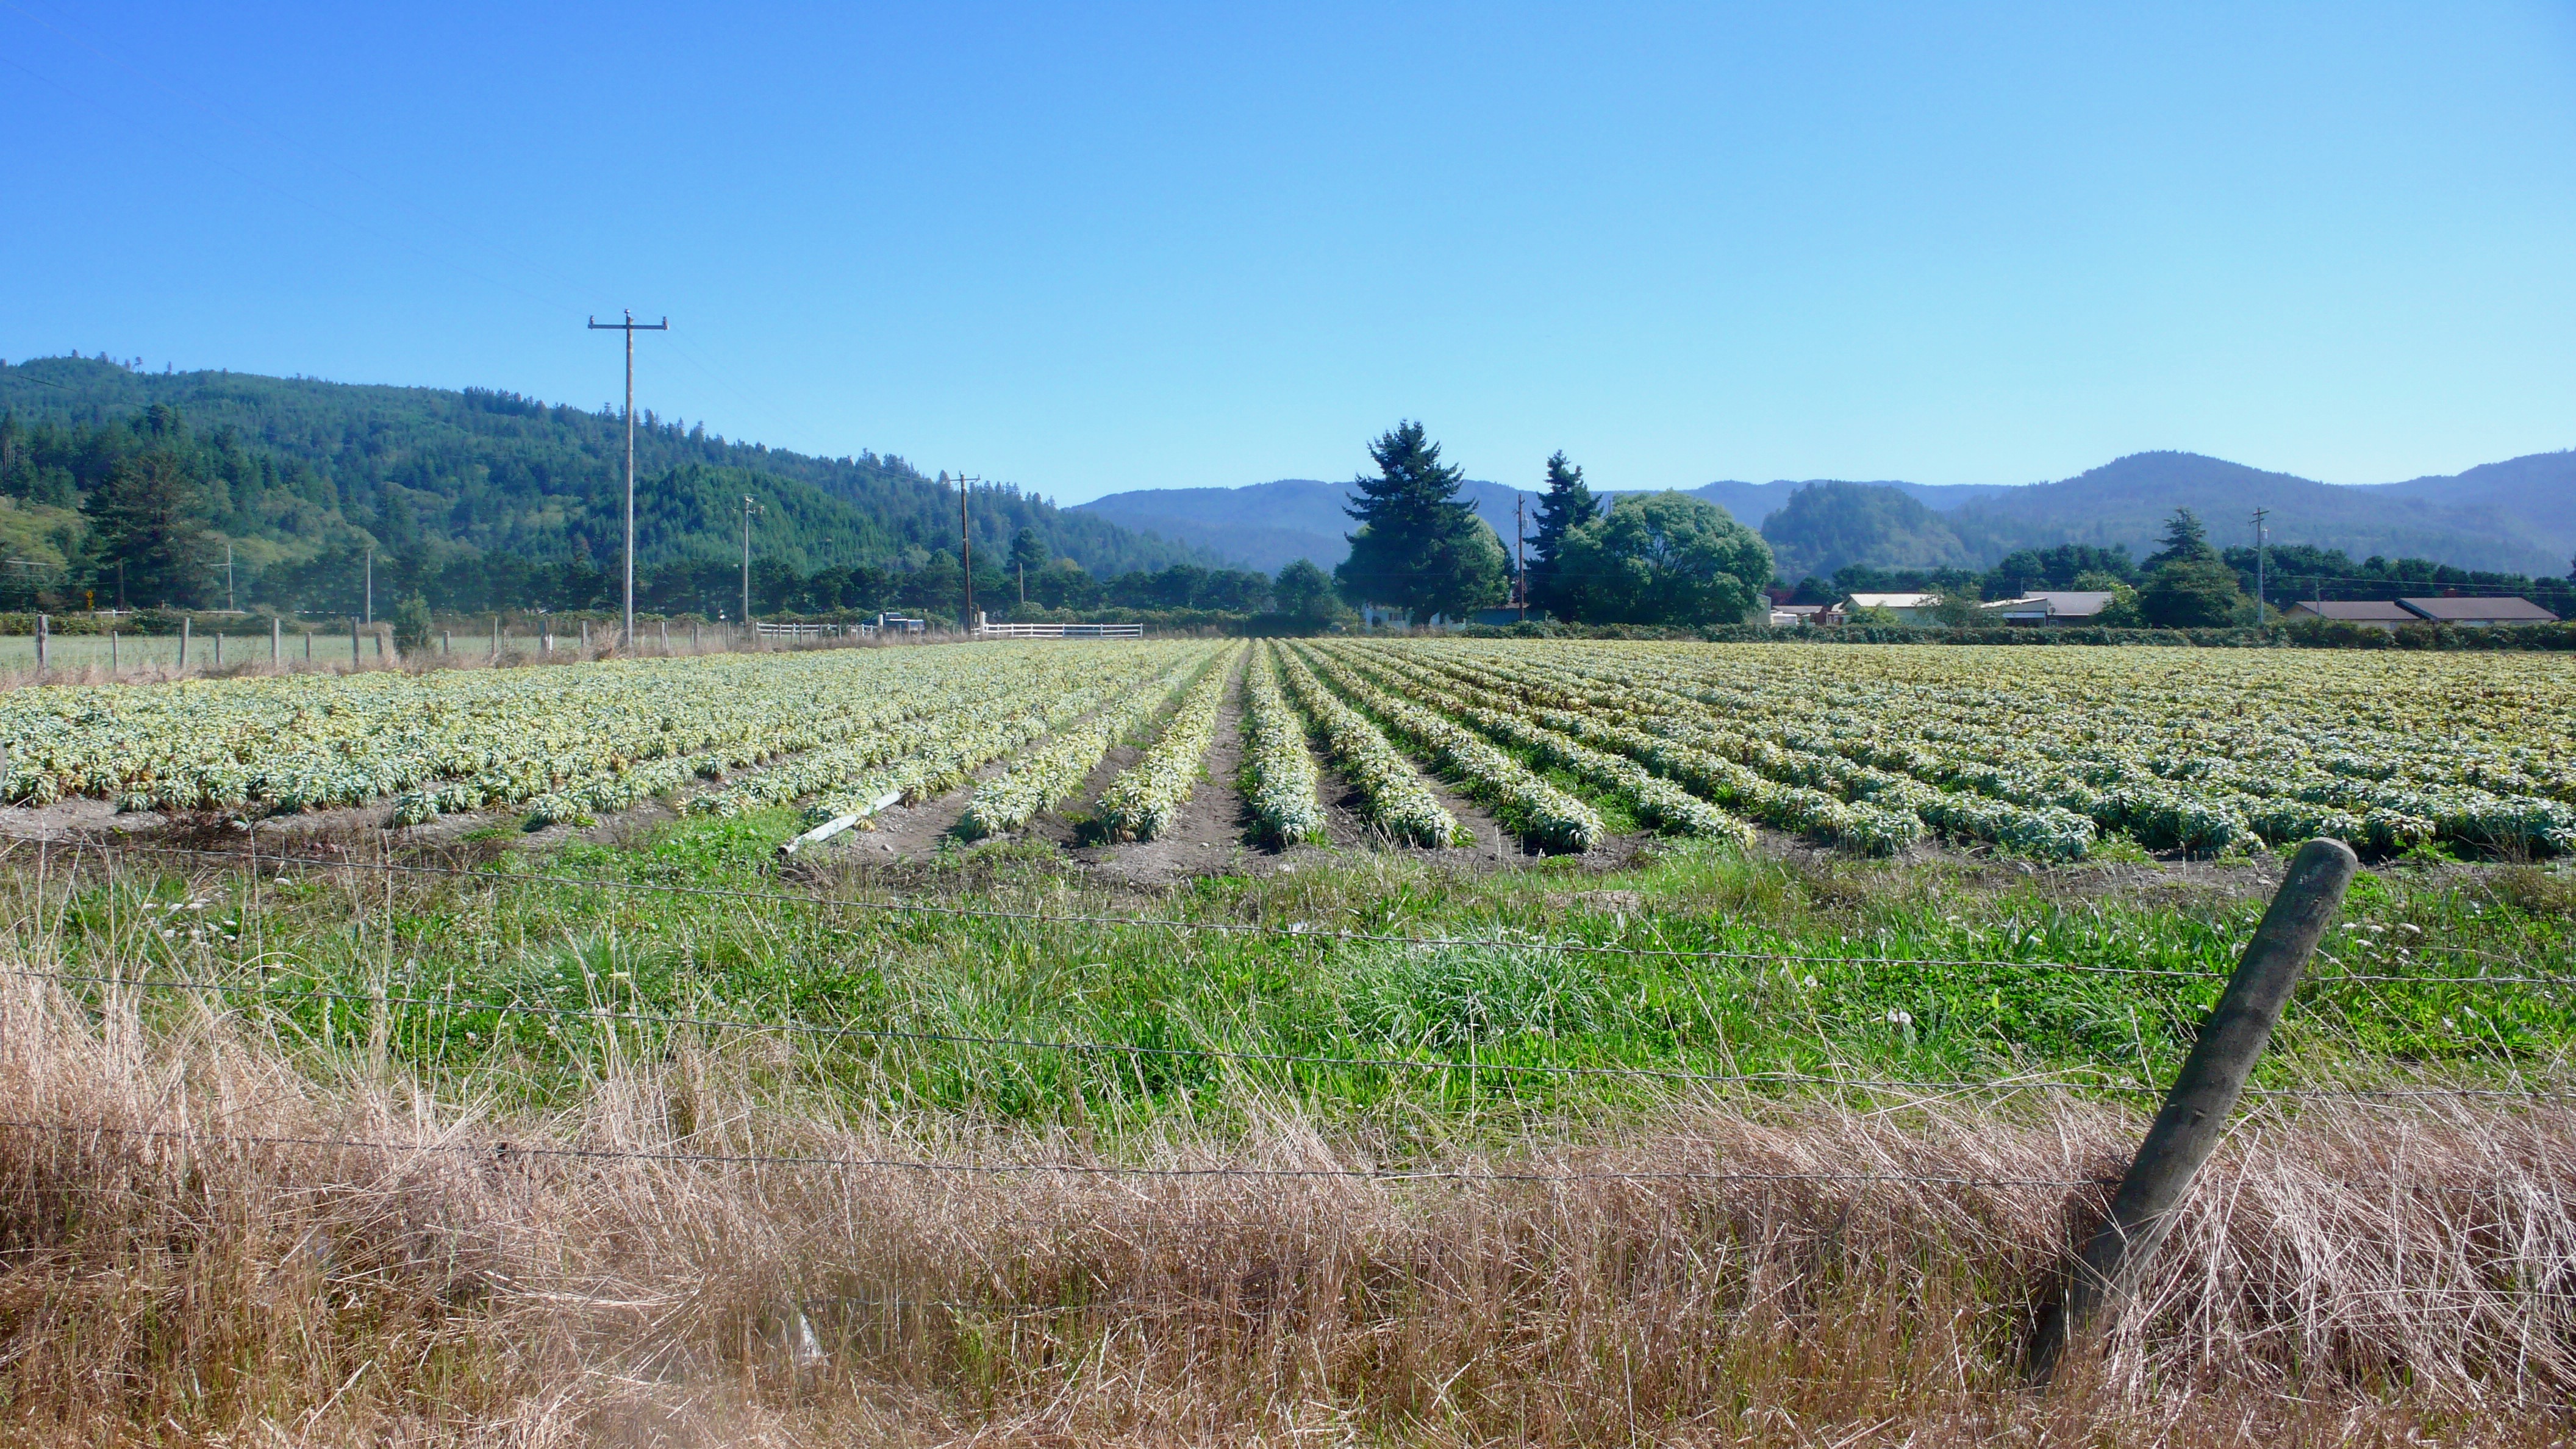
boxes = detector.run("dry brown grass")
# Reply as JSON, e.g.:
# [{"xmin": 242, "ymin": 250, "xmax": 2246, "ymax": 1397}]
[{"xmin": 4, "ymin": 962, "xmax": 2571, "ymax": 1449}]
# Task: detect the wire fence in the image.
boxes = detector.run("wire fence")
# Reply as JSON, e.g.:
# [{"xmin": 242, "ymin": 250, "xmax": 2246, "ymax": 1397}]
[
  {"xmin": 0, "ymin": 1117, "xmax": 2108, "ymax": 1189},
  {"xmin": 7, "ymin": 965, "xmax": 2567, "ymax": 1104},
  {"xmin": 0, "ymin": 831, "xmax": 2565, "ymax": 1206},
  {"xmin": 13, "ymin": 837, "xmax": 2569, "ymax": 990}
]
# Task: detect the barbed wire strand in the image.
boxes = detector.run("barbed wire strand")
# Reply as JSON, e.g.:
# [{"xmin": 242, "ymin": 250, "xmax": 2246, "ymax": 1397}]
[
  {"xmin": 10, "ymin": 966, "xmax": 2566, "ymax": 1103},
  {"xmin": 27, "ymin": 838, "xmax": 2572, "ymax": 989},
  {"xmin": 0, "ymin": 1118, "xmax": 2100, "ymax": 1189}
]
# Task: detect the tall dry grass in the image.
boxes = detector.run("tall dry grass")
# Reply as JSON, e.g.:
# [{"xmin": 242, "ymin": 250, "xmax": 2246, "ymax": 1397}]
[{"xmin": 4, "ymin": 961, "xmax": 2571, "ymax": 1448}]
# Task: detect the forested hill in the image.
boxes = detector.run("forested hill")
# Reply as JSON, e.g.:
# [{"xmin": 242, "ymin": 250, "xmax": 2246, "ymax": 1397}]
[{"xmin": 0, "ymin": 354, "xmax": 1218, "ymax": 585}]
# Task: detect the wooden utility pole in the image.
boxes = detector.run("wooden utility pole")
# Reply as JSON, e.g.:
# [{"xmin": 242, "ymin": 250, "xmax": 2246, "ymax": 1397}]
[
  {"xmin": 588, "ymin": 310, "xmax": 668, "ymax": 651},
  {"xmin": 1515, "ymin": 494, "xmax": 1527, "ymax": 622},
  {"xmin": 2251, "ymin": 507, "xmax": 2270, "ymax": 629},
  {"xmin": 2027, "ymin": 838, "xmax": 2358, "ymax": 1384},
  {"xmin": 740, "ymin": 495, "xmax": 763, "ymax": 629},
  {"xmin": 955, "ymin": 473, "xmax": 981, "ymax": 633}
]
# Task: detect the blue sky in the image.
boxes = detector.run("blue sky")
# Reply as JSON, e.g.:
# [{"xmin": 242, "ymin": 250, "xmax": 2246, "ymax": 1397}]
[{"xmin": 4, "ymin": 1, "xmax": 2572, "ymax": 502}]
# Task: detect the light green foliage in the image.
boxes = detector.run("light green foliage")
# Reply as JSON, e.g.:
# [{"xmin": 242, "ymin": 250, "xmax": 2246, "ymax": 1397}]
[{"xmin": 1552, "ymin": 492, "xmax": 1773, "ymax": 626}]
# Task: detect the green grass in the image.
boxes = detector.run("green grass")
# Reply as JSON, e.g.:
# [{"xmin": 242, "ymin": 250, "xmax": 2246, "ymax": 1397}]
[{"xmin": 37, "ymin": 810, "xmax": 2575, "ymax": 1150}]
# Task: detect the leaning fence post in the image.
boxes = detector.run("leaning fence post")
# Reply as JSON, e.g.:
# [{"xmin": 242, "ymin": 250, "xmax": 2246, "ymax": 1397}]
[{"xmin": 2027, "ymin": 837, "xmax": 2359, "ymax": 1386}]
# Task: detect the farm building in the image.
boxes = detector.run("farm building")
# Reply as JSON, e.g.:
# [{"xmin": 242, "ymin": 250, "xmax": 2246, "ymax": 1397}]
[
  {"xmin": 1768, "ymin": 603, "xmax": 1842, "ymax": 627},
  {"xmin": 2283, "ymin": 600, "xmax": 2417, "ymax": 629},
  {"xmin": 1844, "ymin": 592, "xmax": 1943, "ymax": 624},
  {"xmin": 2394, "ymin": 596, "xmax": 2560, "ymax": 627},
  {"xmin": 1978, "ymin": 590, "xmax": 2116, "ymax": 624}
]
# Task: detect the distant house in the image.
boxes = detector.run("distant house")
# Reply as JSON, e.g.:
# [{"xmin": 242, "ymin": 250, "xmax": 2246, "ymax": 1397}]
[
  {"xmin": 2282, "ymin": 600, "xmax": 2416, "ymax": 630},
  {"xmin": 1770, "ymin": 603, "xmax": 1842, "ymax": 628},
  {"xmin": 1845, "ymin": 592, "xmax": 1942, "ymax": 624},
  {"xmin": 1979, "ymin": 590, "xmax": 2116, "ymax": 625},
  {"xmin": 2395, "ymin": 596, "xmax": 2560, "ymax": 628}
]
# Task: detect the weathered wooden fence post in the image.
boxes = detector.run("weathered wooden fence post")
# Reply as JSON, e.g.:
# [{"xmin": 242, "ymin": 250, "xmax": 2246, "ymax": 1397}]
[
  {"xmin": 349, "ymin": 617, "xmax": 362, "ymax": 668},
  {"xmin": 32, "ymin": 614, "xmax": 47, "ymax": 673},
  {"xmin": 2027, "ymin": 837, "xmax": 2359, "ymax": 1386}
]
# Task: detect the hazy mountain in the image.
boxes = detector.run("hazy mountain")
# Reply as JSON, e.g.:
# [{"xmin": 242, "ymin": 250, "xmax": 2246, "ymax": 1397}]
[
  {"xmin": 1684, "ymin": 479, "xmax": 2016, "ymax": 529},
  {"xmin": 1078, "ymin": 478, "xmax": 1544, "ymax": 574},
  {"xmin": 1759, "ymin": 481, "xmax": 1978, "ymax": 581},
  {"xmin": 1084, "ymin": 450, "xmax": 2576, "ymax": 581},
  {"xmin": 1945, "ymin": 451, "xmax": 2572, "ymax": 575}
]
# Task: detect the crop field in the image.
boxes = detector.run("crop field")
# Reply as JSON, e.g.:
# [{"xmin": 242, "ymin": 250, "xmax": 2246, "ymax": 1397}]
[
  {"xmin": 1, "ymin": 638, "xmax": 2572, "ymax": 1445},
  {"xmin": 2, "ymin": 637, "xmax": 2569, "ymax": 866}
]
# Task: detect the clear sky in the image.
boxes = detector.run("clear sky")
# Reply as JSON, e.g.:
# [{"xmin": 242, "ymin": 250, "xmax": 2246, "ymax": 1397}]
[{"xmin": 4, "ymin": 1, "xmax": 2572, "ymax": 503}]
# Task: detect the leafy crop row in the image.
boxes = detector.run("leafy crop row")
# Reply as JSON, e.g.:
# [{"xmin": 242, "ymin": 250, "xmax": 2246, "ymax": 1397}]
[
  {"xmin": 1239, "ymin": 643, "xmax": 1326, "ymax": 846},
  {"xmin": 1272, "ymin": 645, "xmax": 1464, "ymax": 847},
  {"xmin": 1097, "ymin": 645, "xmax": 1246, "ymax": 841}
]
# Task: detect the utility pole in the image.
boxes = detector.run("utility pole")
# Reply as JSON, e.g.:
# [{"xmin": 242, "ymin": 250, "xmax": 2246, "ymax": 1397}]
[
  {"xmin": 1515, "ymin": 493, "xmax": 1527, "ymax": 623},
  {"xmin": 740, "ymin": 495, "xmax": 763, "ymax": 628},
  {"xmin": 226, "ymin": 545, "xmax": 235, "ymax": 612},
  {"xmin": 956, "ymin": 473, "xmax": 980, "ymax": 632},
  {"xmin": 364, "ymin": 546, "xmax": 373, "ymax": 625},
  {"xmin": 589, "ymin": 310, "xmax": 669, "ymax": 651},
  {"xmin": 2251, "ymin": 507, "xmax": 2270, "ymax": 628}
]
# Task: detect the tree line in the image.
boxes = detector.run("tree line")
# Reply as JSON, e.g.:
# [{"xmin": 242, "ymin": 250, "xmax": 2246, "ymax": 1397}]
[{"xmin": 1328, "ymin": 422, "xmax": 1777, "ymax": 628}]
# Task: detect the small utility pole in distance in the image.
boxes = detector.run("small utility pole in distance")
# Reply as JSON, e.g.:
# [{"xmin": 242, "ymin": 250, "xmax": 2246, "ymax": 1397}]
[
  {"xmin": 589, "ymin": 310, "xmax": 669, "ymax": 651},
  {"xmin": 364, "ymin": 546, "xmax": 373, "ymax": 626},
  {"xmin": 1515, "ymin": 493, "xmax": 1527, "ymax": 623},
  {"xmin": 955, "ymin": 473, "xmax": 980, "ymax": 634},
  {"xmin": 2251, "ymin": 507, "xmax": 2270, "ymax": 629},
  {"xmin": 740, "ymin": 495, "xmax": 764, "ymax": 632},
  {"xmin": 226, "ymin": 545, "xmax": 235, "ymax": 612}
]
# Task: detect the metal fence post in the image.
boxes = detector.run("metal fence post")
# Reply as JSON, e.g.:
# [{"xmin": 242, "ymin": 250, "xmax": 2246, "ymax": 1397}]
[
  {"xmin": 178, "ymin": 616, "xmax": 190, "ymax": 670},
  {"xmin": 2027, "ymin": 837, "xmax": 2359, "ymax": 1385},
  {"xmin": 271, "ymin": 615, "xmax": 282, "ymax": 667}
]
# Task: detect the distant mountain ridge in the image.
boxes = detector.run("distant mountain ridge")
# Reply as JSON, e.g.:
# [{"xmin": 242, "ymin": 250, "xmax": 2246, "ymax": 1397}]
[{"xmin": 1075, "ymin": 450, "xmax": 2576, "ymax": 579}]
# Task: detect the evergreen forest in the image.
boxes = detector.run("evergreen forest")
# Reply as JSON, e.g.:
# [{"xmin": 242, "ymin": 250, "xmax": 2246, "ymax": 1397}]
[{"xmin": 0, "ymin": 354, "xmax": 1225, "ymax": 617}]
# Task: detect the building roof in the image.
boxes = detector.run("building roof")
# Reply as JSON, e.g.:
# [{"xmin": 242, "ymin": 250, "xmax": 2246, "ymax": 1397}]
[
  {"xmin": 1847, "ymin": 593, "xmax": 1940, "ymax": 610},
  {"xmin": 2027, "ymin": 590, "xmax": 2115, "ymax": 617},
  {"xmin": 2287, "ymin": 599, "xmax": 2416, "ymax": 623},
  {"xmin": 1776, "ymin": 603, "xmax": 1837, "ymax": 616},
  {"xmin": 2397, "ymin": 596, "xmax": 2560, "ymax": 624}
]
